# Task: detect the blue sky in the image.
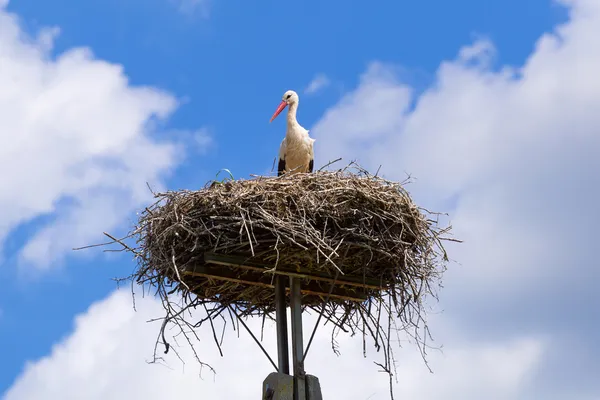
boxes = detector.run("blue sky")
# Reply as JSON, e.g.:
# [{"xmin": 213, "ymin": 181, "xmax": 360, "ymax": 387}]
[{"xmin": 2, "ymin": 0, "xmax": 599, "ymax": 398}]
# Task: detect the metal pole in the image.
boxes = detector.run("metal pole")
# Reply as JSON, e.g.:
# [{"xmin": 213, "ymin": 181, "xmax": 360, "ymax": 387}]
[
  {"xmin": 275, "ymin": 275, "xmax": 290, "ymax": 374},
  {"xmin": 290, "ymin": 277, "xmax": 306, "ymax": 400}
]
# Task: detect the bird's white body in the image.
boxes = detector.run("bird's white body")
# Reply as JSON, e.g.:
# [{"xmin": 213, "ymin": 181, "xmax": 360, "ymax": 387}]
[
  {"xmin": 271, "ymin": 90, "xmax": 315, "ymax": 176},
  {"xmin": 278, "ymin": 134, "xmax": 315, "ymax": 175}
]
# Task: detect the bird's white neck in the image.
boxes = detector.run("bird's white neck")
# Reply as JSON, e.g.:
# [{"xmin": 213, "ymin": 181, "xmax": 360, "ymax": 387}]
[
  {"xmin": 286, "ymin": 101, "xmax": 299, "ymax": 128},
  {"xmin": 285, "ymin": 101, "xmax": 308, "ymax": 142}
]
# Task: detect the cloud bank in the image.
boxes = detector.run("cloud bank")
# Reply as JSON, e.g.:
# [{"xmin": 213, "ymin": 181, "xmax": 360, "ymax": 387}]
[
  {"xmin": 0, "ymin": 3, "xmax": 207, "ymax": 271},
  {"xmin": 2, "ymin": 289, "xmax": 546, "ymax": 400},
  {"xmin": 311, "ymin": 0, "xmax": 600, "ymax": 397}
]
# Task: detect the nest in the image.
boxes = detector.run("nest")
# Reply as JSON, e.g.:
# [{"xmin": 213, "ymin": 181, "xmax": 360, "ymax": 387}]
[{"xmin": 94, "ymin": 163, "xmax": 455, "ymax": 389}]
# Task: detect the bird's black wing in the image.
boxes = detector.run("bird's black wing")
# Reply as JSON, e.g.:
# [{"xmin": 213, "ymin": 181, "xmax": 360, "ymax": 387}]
[
  {"xmin": 308, "ymin": 159, "xmax": 314, "ymax": 173},
  {"xmin": 277, "ymin": 158, "xmax": 286, "ymax": 176}
]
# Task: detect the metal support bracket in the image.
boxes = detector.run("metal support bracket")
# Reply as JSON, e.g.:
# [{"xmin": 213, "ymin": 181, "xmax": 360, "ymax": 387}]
[
  {"xmin": 275, "ymin": 275, "xmax": 290, "ymax": 375},
  {"xmin": 266, "ymin": 275, "xmax": 323, "ymax": 399},
  {"xmin": 290, "ymin": 277, "xmax": 306, "ymax": 400}
]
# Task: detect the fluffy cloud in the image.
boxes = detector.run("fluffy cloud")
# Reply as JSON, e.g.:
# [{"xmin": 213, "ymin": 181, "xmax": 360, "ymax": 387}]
[
  {"xmin": 0, "ymin": 4, "xmax": 207, "ymax": 270},
  {"xmin": 2, "ymin": 289, "xmax": 545, "ymax": 400},
  {"xmin": 305, "ymin": 73, "xmax": 331, "ymax": 95},
  {"xmin": 311, "ymin": 0, "xmax": 600, "ymax": 396}
]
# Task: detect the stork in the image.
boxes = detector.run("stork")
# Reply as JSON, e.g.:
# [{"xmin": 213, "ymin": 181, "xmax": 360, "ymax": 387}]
[{"xmin": 270, "ymin": 90, "xmax": 315, "ymax": 176}]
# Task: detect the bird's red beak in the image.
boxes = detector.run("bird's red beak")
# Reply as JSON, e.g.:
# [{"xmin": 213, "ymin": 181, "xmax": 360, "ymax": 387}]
[{"xmin": 270, "ymin": 100, "xmax": 288, "ymax": 123}]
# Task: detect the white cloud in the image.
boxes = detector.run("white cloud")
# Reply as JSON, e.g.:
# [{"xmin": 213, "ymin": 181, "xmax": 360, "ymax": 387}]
[
  {"xmin": 308, "ymin": 0, "xmax": 600, "ymax": 396},
  {"xmin": 2, "ymin": 289, "xmax": 545, "ymax": 400},
  {"xmin": 0, "ymin": 4, "xmax": 210, "ymax": 270},
  {"xmin": 305, "ymin": 73, "xmax": 331, "ymax": 95},
  {"xmin": 312, "ymin": 0, "xmax": 600, "ymax": 292}
]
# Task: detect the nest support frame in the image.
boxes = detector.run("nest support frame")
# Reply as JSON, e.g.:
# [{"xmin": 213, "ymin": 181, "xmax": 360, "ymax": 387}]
[
  {"xmin": 188, "ymin": 252, "xmax": 369, "ymax": 400},
  {"xmin": 186, "ymin": 252, "xmax": 382, "ymax": 303}
]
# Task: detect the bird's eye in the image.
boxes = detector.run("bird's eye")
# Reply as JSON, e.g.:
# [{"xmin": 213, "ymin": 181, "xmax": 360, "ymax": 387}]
[{"xmin": 286, "ymin": 94, "xmax": 292, "ymax": 99}]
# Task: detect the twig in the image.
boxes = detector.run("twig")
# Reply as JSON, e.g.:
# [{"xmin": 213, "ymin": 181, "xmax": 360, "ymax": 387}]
[
  {"xmin": 318, "ymin": 157, "xmax": 343, "ymax": 172},
  {"xmin": 228, "ymin": 306, "xmax": 279, "ymax": 372},
  {"xmin": 102, "ymin": 232, "xmax": 140, "ymax": 257}
]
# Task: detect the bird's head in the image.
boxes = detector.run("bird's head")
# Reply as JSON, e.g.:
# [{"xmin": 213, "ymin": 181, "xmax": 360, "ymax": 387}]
[{"xmin": 269, "ymin": 90, "xmax": 298, "ymax": 123}]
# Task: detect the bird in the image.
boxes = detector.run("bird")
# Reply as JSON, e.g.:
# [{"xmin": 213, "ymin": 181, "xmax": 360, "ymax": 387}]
[{"xmin": 269, "ymin": 90, "xmax": 315, "ymax": 176}]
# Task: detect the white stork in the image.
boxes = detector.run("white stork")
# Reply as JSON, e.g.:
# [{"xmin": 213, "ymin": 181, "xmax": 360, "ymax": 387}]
[{"xmin": 269, "ymin": 90, "xmax": 315, "ymax": 176}]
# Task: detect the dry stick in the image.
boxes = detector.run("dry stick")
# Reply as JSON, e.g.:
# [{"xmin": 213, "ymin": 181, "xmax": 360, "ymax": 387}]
[
  {"xmin": 240, "ymin": 211, "xmax": 255, "ymax": 256},
  {"xmin": 228, "ymin": 305, "xmax": 279, "ymax": 372},
  {"xmin": 386, "ymin": 296, "xmax": 395, "ymax": 400},
  {"xmin": 302, "ymin": 268, "xmax": 340, "ymax": 363},
  {"xmin": 218, "ymin": 313, "xmax": 227, "ymax": 346},
  {"xmin": 317, "ymin": 157, "xmax": 343, "ymax": 172},
  {"xmin": 72, "ymin": 238, "xmax": 122, "ymax": 251},
  {"xmin": 357, "ymin": 306, "xmax": 381, "ymax": 352},
  {"xmin": 153, "ymin": 293, "xmax": 198, "ymax": 354},
  {"xmin": 203, "ymin": 303, "xmax": 224, "ymax": 357},
  {"xmin": 159, "ymin": 314, "xmax": 171, "ymax": 355},
  {"xmin": 260, "ymin": 313, "xmax": 267, "ymax": 341},
  {"xmin": 172, "ymin": 252, "xmax": 190, "ymax": 291},
  {"xmin": 195, "ymin": 304, "xmax": 226, "ymax": 327},
  {"xmin": 102, "ymin": 232, "xmax": 140, "ymax": 257}
]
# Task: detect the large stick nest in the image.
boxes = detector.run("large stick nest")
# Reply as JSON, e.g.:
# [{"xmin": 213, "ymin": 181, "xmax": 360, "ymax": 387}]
[
  {"xmin": 97, "ymin": 163, "xmax": 456, "ymax": 388},
  {"xmin": 139, "ymin": 165, "xmax": 450, "ymax": 311}
]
